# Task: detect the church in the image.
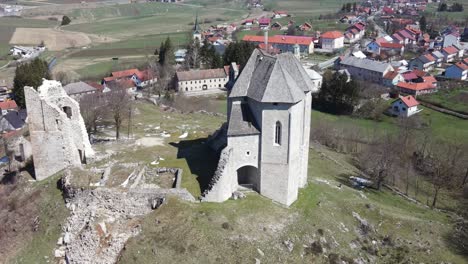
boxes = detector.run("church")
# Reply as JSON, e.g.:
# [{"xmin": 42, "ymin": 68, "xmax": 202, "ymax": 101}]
[{"xmin": 203, "ymin": 49, "xmax": 314, "ymax": 206}]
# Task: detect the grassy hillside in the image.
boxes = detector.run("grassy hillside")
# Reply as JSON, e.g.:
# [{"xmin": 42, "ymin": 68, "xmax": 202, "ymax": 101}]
[
  {"xmin": 118, "ymin": 141, "xmax": 467, "ymax": 263},
  {"xmin": 4, "ymin": 100, "xmax": 467, "ymax": 263}
]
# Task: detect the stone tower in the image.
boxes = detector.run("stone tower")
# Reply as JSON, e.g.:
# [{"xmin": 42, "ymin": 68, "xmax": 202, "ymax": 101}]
[
  {"xmin": 24, "ymin": 79, "xmax": 94, "ymax": 180},
  {"xmin": 203, "ymin": 49, "xmax": 315, "ymax": 206}
]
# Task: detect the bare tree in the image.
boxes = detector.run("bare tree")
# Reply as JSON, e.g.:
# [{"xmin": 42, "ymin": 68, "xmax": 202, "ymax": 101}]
[
  {"xmin": 105, "ymin": 87, "xmax": 132, "ymax": 140},
  {"xmin": 427, "ymin": 141, "xmax": 464, "ymax": 208},
  {"xmin": 55, "ymin": 71, "xmax": 71, "ymax": 85},
  {"xmin": 80, "ymin": 93, "xmax": 106, "ymax": 135},
  {"xmin": 359, "ymin": 132, "xmax": 399, "ymax": 190}
]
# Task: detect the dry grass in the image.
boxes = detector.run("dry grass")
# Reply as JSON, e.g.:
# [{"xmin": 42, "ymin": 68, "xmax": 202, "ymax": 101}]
[{"xmin": 9, "ymin": 28, "xmax": 91, "ymax": 51}]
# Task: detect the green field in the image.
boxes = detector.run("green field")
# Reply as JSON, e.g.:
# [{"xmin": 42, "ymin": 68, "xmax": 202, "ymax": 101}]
[
  {"xmin": 419, "ymin": 86, "xmax": 468, "ymax": 114},
  {"xmin": 64, "ymin": 3, "xmax": 246, "ymax": 38},
  {"xmin": 424, "ymin": 0, "xmax": 468, "ymax": 22},
  {"xmin": 263, "ymin": 0, "xmax": 356, "ymax": 18}
]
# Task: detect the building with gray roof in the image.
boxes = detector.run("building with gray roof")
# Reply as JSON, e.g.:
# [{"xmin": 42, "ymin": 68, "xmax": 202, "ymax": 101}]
[
  {"xmin": 339, "ymin": 56, "xmax": 393, "ymax": 84},
  {"xmin": 202, "ymin": 49, "xmax": 314, "ymax": 206},
  {"xmin": 63, "ymin": 81, "xmax": 97, "ymax": 100}
]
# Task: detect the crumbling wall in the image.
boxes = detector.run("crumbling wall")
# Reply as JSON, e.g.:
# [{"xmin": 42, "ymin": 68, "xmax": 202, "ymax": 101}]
[
  {"xmin": 5, "ymin": 135, "xmax": 32, "ymax": 171},
  {"xmin": 25, "ymin": 80, "xmax": 94, "ymax": 180},
  {"xmin": 202, "ymin": 147, "xmax": 237, "ymax": 202}
]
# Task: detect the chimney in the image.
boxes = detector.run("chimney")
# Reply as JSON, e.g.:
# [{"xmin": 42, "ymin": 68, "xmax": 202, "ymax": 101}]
[{"xmin": 264, "ymin": 30, "xmax": 268, "ymax": 52}]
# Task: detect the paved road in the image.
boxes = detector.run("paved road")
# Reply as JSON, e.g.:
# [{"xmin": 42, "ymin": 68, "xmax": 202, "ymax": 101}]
[{"xmin": 367, "ymin": 10, "xmax": 387, "ymax": 37}]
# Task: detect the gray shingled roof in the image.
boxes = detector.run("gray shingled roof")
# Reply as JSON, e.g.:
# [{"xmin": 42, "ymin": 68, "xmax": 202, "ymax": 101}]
[
  {"xmin": 340, "ymin": 56, "xmax": 392, "ymax": 73},
  {"xmin": 431, "ymin": 51, "xmax": 444, "ymax": 59},
  {"xmin": 2, "ymin": 110, "xmax": 26, "ymax": 130},
  {"xmin": 229, "ymin": 49, "xmax": 311, "ymax": 103},
  {"xmin": 227, "ymin": 103, "xmax": 260, "ymax": 136},
  {"xmin": 63, "ymin": 82, "xmax": 97, "ymax": 95}
]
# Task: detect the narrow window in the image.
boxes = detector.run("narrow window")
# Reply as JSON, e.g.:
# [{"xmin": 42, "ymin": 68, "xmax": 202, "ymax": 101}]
[
  {"xmin": 274, "ymin": 121, "xmax": 281, "ymax": 145},
  {"xmin": 62, "ymin": 106, "xmax": 72, "ymax": 118}
]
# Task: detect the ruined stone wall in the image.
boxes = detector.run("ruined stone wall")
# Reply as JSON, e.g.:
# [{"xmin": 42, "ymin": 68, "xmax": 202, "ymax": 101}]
[
  {"xmin": 202, "ymin": 147, "xmax": 237, "ymax": 202},
  {"xmin": 25, "ymin": 80, "xmax": 94, "ymax": 180}
]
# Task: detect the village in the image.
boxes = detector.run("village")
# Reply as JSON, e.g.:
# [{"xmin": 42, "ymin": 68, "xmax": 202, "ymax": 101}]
[{"xmin": 0, "ymin": 0, "xmax": 467, "ymax": 263}]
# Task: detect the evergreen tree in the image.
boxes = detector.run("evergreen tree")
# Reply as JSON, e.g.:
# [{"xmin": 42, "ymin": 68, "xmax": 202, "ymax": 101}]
[
  {"xmin": 346, "ymin": 3, "xmax": 352, "ymax": 12},
  {"xmin": 61, "ymin": 15, "xmax": 71, "ymax": 26},
  {"xmin": 158, "ymin": 41, "xmax": 166, "ymax": 65},
  {"xmin": 352, "ymin": 2, "xmax": 357, "ymax": 12},
  {"xmin": 341, "ymin": 4, "xmax": 346, "ymax": 12},
  {"xmin": 223, "ymin": 42, "xmax": 256, "ymax": 67},
  {"xmin": 438, "ymin": 3, "xmax": 447, "ymax": 11},
  {"xmin": 316, "ymin": 70, "xmax": 360, "ymax": 114},
  {"xmin": 419, "ymin": 16, "xmax": 427, "ymax": 32},
  {"xmin": 13, "ymin": 58, "xmax": 51, "ymax": 108},
  {"xmin": 158, "ymin": 37, "xmax": 175, "ymax": 66}
]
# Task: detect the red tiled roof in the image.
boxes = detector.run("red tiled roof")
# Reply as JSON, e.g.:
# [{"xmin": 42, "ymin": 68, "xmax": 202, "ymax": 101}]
[
  {"xmin": 400, "ymin": 95, "xmax": 419, "ymax": 107},
  {"xmin": 454, "ymin": 61, "xmax": 468, "ymax": 71},
  {"xmin": 423, "ymin": 75, "xmax": 437, "ymax": 83},
  {"xmin": 111, "ymin": 69, "xmax": 140, "ymax": 78},
  {"xmin": 424, "ymin": 54, "xmax": 436, "ymax": 62},
  {"xmin": 243, "ymin": 35, "xmax": 314, "ymax": 45},
  {"xmin": 86, "ymin": 82, "xmax": 104, "ymax": 91},
  {"xmin": 380, "ymin": 42, "xmax": 403, "ymax": 49},
  {"xmin": 258, "ymin": 17, "xmax": 271, "ymax": 25},
  {"xmin": 411, "ymin": 69, "xmax": 427, "ymax": 77},
  {"xmin": 375, "ymin": 37, "xmax": 387, "ymax": 44},
  {"xmin": 443, "ymin": 46, "xmax": 458, "ymax": 55},
  {"xmin": 0, "ymin": 100, "xmax": 17, "ymax": 110},
  {"xmin": 402, "ymin": 72, "xmax": 418, "ymax": 81},
  {"xmin": 392, "ymin": 33, "xmax": 404, "ymax": 41},
  {"xmin": 321, "ymin": 31, "xmax": 343, "ymax": 39},
  {"xmin": 397, "ymin": 81, "xmax": 435, "ymax": 91}
]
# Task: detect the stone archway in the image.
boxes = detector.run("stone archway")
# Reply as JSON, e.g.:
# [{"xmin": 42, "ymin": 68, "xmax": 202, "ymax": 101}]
[{"xmin": 237, "ymin": 165, "xmax": 259, "ymax": 191}]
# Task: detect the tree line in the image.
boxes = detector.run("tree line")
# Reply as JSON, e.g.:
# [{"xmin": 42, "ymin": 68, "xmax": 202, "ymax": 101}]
[{"xmin": 438, "ymin": 2, "xmax": 464, "ymax": 12}]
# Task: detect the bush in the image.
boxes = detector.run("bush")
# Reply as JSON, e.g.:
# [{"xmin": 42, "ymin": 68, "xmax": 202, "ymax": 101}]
[{"xmin": 61, "ymin": 15, "xmax": 71, "ymax": 26}]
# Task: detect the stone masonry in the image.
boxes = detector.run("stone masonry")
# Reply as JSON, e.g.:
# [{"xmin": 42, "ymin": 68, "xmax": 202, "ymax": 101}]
[
  {"xmin": 24, "ymin": 79, "xmax": 94, "ymax": 180},
  {"xmin": 203, "ymin": 49, "xmax": 316, "ymax": 206}
]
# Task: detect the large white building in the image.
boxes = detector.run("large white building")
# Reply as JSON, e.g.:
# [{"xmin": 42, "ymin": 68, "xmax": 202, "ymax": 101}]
[
  {"xmin": 176, "ymin": 68, "xmax": 229, "ymax": 95},
  {"xmin": 202, "ymin": 49, "xmax": 314, "ymax": 206}
]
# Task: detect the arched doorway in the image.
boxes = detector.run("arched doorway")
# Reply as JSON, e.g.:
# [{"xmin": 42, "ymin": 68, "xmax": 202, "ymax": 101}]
[{"xmin": 237, "ymin": 166, "xmax": 259, "ymax": 191}]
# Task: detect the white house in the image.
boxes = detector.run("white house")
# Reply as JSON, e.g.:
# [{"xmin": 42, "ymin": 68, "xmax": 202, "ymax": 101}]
[
  {"xmin": 442, "ymin": 46, "xmax": 458, "ymax": 63},
  {"xmin": 320, "ymin": 31, "xmax": 344, "ymax": 50},
  {"xmin": 303, "ymin": 67, "xmax": 322, "ymax": 93},
  {"xmin": 390, "ymin": 95, "xmax": 422, "ymax": 117}
]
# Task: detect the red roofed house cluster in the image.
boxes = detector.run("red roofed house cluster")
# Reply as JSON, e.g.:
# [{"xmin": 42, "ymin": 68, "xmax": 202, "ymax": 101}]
[
  {"xmin": 344, "ymin": 22, "xmax": 366, "ymax": 44},
  {"xmin": 101, "ymin": 68, "xmax": 157, "ymax": 92}
]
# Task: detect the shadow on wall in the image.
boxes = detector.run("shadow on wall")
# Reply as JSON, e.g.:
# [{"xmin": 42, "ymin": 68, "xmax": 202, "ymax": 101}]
[{"xmin": 169, "ymin": 138, "xmax": 220, "ymax": 195}]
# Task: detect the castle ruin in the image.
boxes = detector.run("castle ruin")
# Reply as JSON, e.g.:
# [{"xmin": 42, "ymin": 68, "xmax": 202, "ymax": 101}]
[{"xmin": 25, "ymin": 79, "xmax": 94, "ymax": 180}]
